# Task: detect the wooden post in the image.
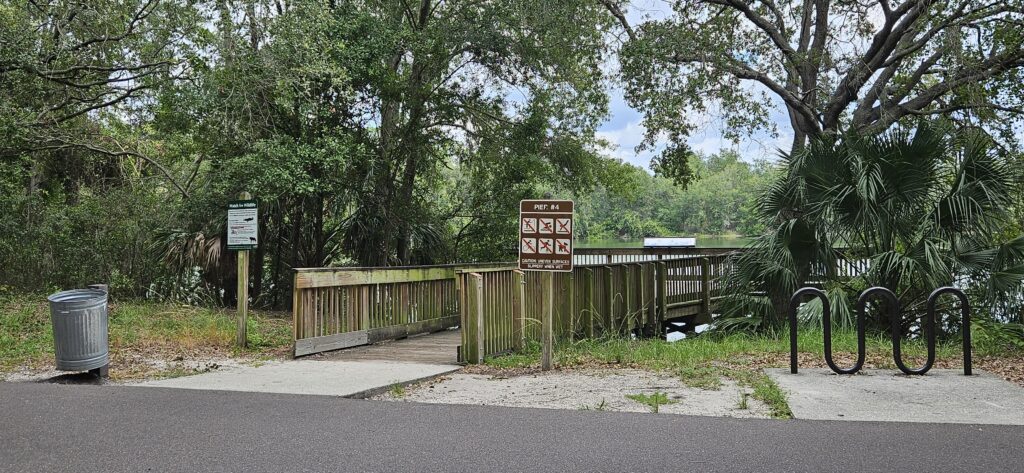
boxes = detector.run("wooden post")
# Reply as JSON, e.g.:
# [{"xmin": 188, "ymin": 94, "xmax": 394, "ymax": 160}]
[
  {"xmin": 458, "ymin": 272, "xmax": 469, "ymax": 363},
  {"xmin": 565, "ymin": 272, "xmax": 575, "ymax": 341},
  {"xmin": 542, "ymin": 271, "xmax": 553, "ymax": 371},
  {"xmin": 603, "ymin": 266, "xmax": 614, "ymax": 336},
  {"xmin": 291, "ymin": 272, "xmax": 301, "ymax": 357},
  {"xmin": 584, "ymin": 268, "xmax": 595, "ymax": 339},
  {"xmin": 236, "ymin": 191, "xmax": 251, "ymax": 349},
  {"xmin": 623, "ymin": 265, "xmax": 633, "ymax": 335},
  {"xmin": 645, "ymin": 263, "xmax": 657, "ymax": 337},
  {"xmin": 512, "ymin": 270, "xmax": 525, "ymax": 351},
  {"xmin": 361, "ymin": 286, "xmax": 370, "ymax": 331},
  {"xmin": 474, "ymin": 273, "xmax": 485, "ymax": 364},
  {"xmin": 700, "ymin": 257, "xmax": 712, "ymax": 325},
  {"xmin": 657, "ymin": 261, "xmax": 668, "ymax": 340}
]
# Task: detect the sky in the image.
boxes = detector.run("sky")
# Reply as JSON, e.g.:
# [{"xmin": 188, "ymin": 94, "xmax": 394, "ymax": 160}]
[{"xmin": 595, "ymin": 1, "xmax": 792, "ymax": 171}]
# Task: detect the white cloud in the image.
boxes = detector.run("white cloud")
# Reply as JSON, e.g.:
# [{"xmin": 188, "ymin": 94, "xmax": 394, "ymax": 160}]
[{"xmin": 595, "ymin": 120, "xmax": 658, "ymax": 170}]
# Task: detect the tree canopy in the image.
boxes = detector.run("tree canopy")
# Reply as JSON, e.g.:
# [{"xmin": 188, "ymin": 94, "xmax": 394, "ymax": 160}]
[{"xmin": 605, "ymin": 0, "xmax": 1024, "ymax": 167}]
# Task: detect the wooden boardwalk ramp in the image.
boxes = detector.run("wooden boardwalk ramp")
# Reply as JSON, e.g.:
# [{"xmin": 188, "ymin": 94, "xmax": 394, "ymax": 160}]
[{"xmin": 313, "ymin": 329, "xmax": 461, "ymax": 365}]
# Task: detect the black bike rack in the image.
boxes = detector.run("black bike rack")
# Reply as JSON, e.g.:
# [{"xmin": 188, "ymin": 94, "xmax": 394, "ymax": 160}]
[{"xmin": 789, "ymin": 286, "xmax": 972, "ymax": 376}]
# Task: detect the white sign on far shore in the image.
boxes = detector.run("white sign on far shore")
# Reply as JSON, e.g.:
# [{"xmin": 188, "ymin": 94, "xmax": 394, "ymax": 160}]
[{"xmin": 643, "ymin": 237, "xmax": 696, "ymax": 247}]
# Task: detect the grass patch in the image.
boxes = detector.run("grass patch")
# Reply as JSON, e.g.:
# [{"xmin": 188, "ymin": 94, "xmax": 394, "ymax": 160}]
[
  {"xmin": 578, "ymin": 399, "xmax": 609, "ymax": 411},
  {"xmin": 718, "ymin": 367, "xmax": 792, "ymax": 418},
  {"xmin": 0, "ymin": 294, "xmax": 292, "ymax": 375},
  {"xmin": 479, "ymin": 327, "xmax": 994, "ymax": 419},
  {"xmin": 750, "ymin": 376, "xmax": 790, "ymax": 418},
  {"xmin": 625, "ymin": 391, "xmax": 676, "ymax": 413},
  {"xmin": 677, "ymin": 366, "xmax": 723, "ymax": 390},
  {"xmin": 389, "ymin": 382, "xmax": 406, "ymax": 398},
  {"xmin": 737, "ymin": 392, "xmax": 749, "ymax": 410}
]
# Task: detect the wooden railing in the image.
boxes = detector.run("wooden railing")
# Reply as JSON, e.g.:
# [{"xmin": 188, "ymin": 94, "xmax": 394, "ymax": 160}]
[
  {"xmin": 458, "ymin": 255, "xmax": 732, "ymax": 363},
  {"xmin": 293, "ymin": 247, "xmax": 863, "ymax": 361},
  {"xmin": 292, "ymin": 263, "xmax": 507, "ymax": 356},
  {"xmin": 573, "ymin": 247, "xmax": 741, "ymax": 265}
]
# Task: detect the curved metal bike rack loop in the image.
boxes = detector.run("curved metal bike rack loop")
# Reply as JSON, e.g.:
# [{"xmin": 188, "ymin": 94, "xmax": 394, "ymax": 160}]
[
  {"xmin": 791, "ymin": 286, "xmax": 972, "ymax": 376},
  {"xmin": 789, "ymin": 287, "xmax": 865, "ymax": 375},
  {"xmin": 924, "ymin": 287, "xmax": 972, "ymax": 376},
  {"xmin": 886, "ymin": 287, "xmax": 933, "ymax": 375}
]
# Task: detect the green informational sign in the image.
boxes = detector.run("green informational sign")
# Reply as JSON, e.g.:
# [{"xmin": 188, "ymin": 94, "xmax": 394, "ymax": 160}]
[{"xmin": 227, "ymin": 199, "xmax": 258, "ymax": 250}]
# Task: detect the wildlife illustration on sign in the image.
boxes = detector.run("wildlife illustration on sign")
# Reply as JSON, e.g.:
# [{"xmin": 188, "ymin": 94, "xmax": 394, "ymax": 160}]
[
  {"xmin": 519, "ymin": 200, "xmax": 573, "ymax": 272},
  {"xmin": 227, "ymin": 199, "xmax": 259, "ymax": 251}
]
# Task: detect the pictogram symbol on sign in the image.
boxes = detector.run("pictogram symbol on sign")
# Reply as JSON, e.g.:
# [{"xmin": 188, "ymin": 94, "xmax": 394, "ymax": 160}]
[
  {"xmin": 521, "ymin": 218, "xmax": 537, "ymax": 234},
  {"xmin": 521, "ymin": 238, "xmax": 537, "ymax": 254},
  {"xmin": 519, "ymin": 199, "xmax": 573, "ymax": 272},
  {"xmin": 556, "ymin": 218, "xmax": 571, "ymax": 235}
]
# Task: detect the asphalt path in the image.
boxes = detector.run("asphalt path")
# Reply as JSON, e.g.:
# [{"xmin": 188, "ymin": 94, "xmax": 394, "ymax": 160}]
[{"xmin": 2, "ymin": 382, "xmax": 1021, "ymax": 472}]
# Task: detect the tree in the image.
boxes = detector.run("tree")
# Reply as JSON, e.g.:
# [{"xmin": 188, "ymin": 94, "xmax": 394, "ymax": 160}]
[
  {"xmin": 0, "ymin": 0, "xmax": 199, "ymax": 196},
  {"xmin": 604, "ymin": 0, "xmax": 1024, "ymax": 158},
  {"xmin": 339, "ymin": 0, "xmax": 615, "ymax": 265},
  {"xmin": 719, "ymin": 121, "xmax": 1024, "ymax": 329}
]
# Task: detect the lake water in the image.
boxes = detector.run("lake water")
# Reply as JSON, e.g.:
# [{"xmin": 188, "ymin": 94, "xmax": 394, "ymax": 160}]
[{"xmin": 577, "ymin": 236, "xmax": 752, "ymax": 249}]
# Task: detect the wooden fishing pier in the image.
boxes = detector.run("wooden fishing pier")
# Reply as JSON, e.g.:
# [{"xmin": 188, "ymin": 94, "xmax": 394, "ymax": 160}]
[{"xmin": 291, "ymin": 247, "xmax": 738, "ymax": 361}]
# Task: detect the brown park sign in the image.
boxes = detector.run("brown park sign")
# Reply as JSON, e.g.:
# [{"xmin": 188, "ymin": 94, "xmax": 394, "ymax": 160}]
[{"xmin": 519, "ymin": 200, "xmax": 573, "ymax": 272}]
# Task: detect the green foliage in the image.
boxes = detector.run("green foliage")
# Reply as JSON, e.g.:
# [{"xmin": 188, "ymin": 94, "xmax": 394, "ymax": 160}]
[
  {"xmin": 720, "ymin": 122, "xmax": 1024, "ymax": 330},
  {"xmin": 0, "ymin": 295, "xmax": 292, "ymax": 373},
  {"xmin": 650, "ymin": 143, "xmax": 697, "ymax": 187},
  {"xmin": 0, "ymin": 174, "xmax": 177, "ymax": 297},
  {"xmin": 972, "ymin": 317, "xmax": 1024, "ymax": 352},
  {"xmin": 1, "ymin": 1, "xmax": 624, "ymax": 304},
  {"xmin": 615, "ymin": 1, "xmax": 1024, "ymax": 152},
  {"xmin": 576, "ymin": 151, "xmax": 774, "ymax": 242}
]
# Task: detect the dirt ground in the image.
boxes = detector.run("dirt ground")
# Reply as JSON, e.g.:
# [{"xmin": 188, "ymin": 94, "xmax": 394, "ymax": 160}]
[
  {"xmin": 373, "ymin": 368, "xmax": 772, "ymax": 418},
  {"xmin": 0, "ymin": 354, "xmax": 271, "ymax": 384}
]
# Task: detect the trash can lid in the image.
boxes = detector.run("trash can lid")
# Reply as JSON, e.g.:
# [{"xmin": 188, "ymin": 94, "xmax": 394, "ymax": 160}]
[{"xmin": 47, "ymin": 288, "xmax": 108, "ymax": 304}]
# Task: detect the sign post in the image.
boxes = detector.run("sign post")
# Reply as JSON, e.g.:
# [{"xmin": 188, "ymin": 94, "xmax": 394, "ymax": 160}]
[
  {"xmin": 519, "ymin": 199, "xmax": 573, "ymax": 371},
  {"xmin": 228, "ymin": 193, "xmax": 258, "ymax": 348}
]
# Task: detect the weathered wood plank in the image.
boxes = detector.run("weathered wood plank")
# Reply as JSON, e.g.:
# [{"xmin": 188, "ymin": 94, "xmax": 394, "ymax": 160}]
[
  {"xmin": 603, "ymin": 266, "xmax": 614, "ymax": 335},
  {"xmin": 292, "ymin": 272, "xmax": 301, "ymax": 349},
  {"xmin": 295, "ymin": 267, "xmax": 456, "ymax": 289},
  {"xmin": 699, "ymin": 257, "xmax": 713, "ymax": 325},
  {"xmin": 583, "ymin": 268, "xmax": 594, "ymax": 339},
  {"xmin": 473, "ymin": 273, "xmax": 484, "ymax": 363},
  {"xmin": 458, "ymin": 273, "xmax": 470, "ymax": 364},
  {"xmin": 294, "ymin": 331, "xmax": 370, "ymax": 357},
  {"xmin": 367, "ymin": 316, "xmax": 460, "ymax": 344}
]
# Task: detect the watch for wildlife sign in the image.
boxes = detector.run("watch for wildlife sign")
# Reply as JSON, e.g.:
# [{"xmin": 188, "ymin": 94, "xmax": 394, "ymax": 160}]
[
  {"xmin": 519, "ymin": 200, "xmax": 573, "ymax": 271},
  {"xmin": 227, "ymin": 200, "xmax": 258, "ymax": 250}
]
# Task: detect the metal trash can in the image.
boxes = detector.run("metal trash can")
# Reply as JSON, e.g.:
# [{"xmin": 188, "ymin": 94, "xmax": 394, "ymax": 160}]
[{"xmin": 48, "ymin": 289, "xmax": 109, "ymax": 376}]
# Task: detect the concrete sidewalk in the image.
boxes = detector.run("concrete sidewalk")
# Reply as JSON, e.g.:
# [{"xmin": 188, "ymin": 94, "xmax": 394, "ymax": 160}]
[
  {"xmin": 768, "ymin": 368, "xmax": 1024, "ymax": 425},
  {"xmin": 133, "ymin": 359, "xmax": 459, "ymax": 398}
]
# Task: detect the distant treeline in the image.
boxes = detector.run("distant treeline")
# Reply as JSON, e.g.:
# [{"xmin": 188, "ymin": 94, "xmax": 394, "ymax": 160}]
[{"xmin": 576, "ymin": 152, "xmax": 775, "ymax": 242}]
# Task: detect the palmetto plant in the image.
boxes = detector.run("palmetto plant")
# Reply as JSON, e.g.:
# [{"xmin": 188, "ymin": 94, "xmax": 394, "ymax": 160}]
[{"xmin": 718, "ymin": 121, "xmax": 1024, "ymax": 333}]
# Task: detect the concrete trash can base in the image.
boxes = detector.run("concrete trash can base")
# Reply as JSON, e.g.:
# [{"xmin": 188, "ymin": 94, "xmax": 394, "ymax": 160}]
[{"xmin": 47, "ymin": 289, "xmax": 109, "ymax": 374}]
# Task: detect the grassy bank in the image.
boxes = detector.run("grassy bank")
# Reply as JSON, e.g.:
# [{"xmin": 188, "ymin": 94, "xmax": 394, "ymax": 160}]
[
  {"xmin": 481, "ymin": 329, "xmax": 1024, "ymax": 419},
  {"xmin": 1, "ymin": 295, "xmax": 292, "ymax": 380}
]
